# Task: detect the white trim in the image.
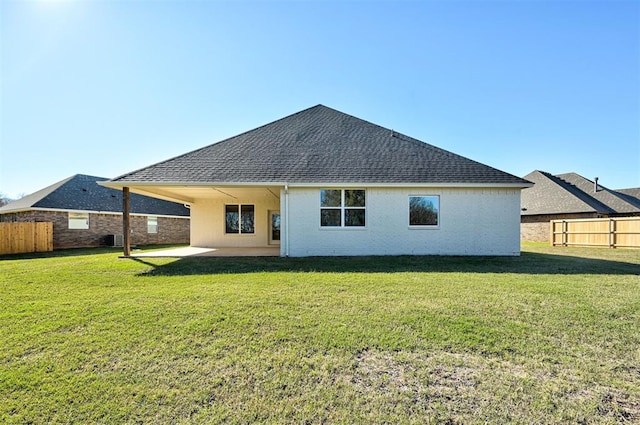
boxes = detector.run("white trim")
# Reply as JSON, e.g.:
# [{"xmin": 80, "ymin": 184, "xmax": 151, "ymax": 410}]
[
  {"xmin": 284, "ymin": 185, "xmax": 290, "ymax": 257},
  {"xmin": 268, "ymin": 210, "xmax": 281, "ymax": 246},
  {"xmin": 68, "ymin": 211, "xmax": 90, "ymax": 230},
  {"xmin": 99, "ymin": 181, "xmax": 289, "ymax": 189},
  {"xmin": 319, "ymin": 189, "xmax": 367, "ymax": 228},
  {"xmin": 0, "ymin": 207, "xmax": 189, "ymax": 220},
  {"xmin": 99, "ymin": 181, "xmax": 533, "ymax": 189},
  {"xmin": 291, "ymin": 182, "xmax": 532, "ymax": 189},
  {"xmin": 147, "ymin": 215, "xmax": 159, "ymax": 234},
  {"xmin": 408, "ymin": 195, "xmax": 441, "ymax": 229}
]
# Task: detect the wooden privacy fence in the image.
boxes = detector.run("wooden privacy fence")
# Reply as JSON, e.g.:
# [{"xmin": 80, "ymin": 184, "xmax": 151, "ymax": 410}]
[
  {"xmin": 0, "ymin": 222, "xmax": 53, "ymax": 255},
  {"xmin": 551, "ymin": 217, "xmax": 640, "ymax": 249}
]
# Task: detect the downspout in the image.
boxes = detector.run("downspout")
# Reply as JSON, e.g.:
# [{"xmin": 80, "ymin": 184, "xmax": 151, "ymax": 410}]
[{"xmin": 284, "ymin": 184, "xmax": 290, "ymax": 257}]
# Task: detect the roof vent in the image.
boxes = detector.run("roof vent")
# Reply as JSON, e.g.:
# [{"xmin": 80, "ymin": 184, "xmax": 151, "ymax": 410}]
[{"xmin": 594, "ymin": 177, "xmax": 599, "ymax": 193}]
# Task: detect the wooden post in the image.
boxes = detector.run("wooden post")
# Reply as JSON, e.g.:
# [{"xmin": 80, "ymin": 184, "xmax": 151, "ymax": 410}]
[
  {"xmin": 123, "ymin": 187, "xmax": 131, "ymax": 257},
  {"xmin": 609, "ymin": 218, "xmax": 615, "ymax": 249}
]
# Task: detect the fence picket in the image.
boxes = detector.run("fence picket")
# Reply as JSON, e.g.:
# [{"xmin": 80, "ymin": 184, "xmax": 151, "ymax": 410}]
[
  {"xmin": 551, "ymin": 217, "xmax": 640, "ymax": 249},
  {"xmin": 0, "ymin": 222, "xmax": 54, "ymax": 255}
]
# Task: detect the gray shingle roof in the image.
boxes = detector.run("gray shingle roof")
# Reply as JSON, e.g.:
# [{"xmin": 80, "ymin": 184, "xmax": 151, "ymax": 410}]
[
  {"xmin": 556, "ymin": 173, "xmax": 640, "ymax": 214},
  {"xmin": 110, "ymin": 105, "xmax": 530, "ymax": 186},
  {"xmin": 521, "ymin": 170, "xmax": 640, "ymax": 216},
  {"xmin": 0, "ymin": 174, "xmax": 189, "ymax": 216},
  {"xmin": 617, "ymin": 188, "xmax": 640, "ymax": 205}
]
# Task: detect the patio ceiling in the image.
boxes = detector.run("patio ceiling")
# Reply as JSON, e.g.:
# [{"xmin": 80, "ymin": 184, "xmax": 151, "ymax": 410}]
[{"xmin": 127, "ymin": 185, "xmax": 282, "ymax": 205}]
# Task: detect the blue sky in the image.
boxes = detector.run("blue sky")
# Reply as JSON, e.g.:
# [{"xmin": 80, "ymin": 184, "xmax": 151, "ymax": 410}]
[{"xmin": 1, "ymin": 0, "xmax": 638, "ymax": 199}]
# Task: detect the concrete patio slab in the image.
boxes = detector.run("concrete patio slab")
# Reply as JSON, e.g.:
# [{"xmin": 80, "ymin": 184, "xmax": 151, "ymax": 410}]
[{"xmin": 129, "ymin": 246, "xmax": 280, "ymax": 258}]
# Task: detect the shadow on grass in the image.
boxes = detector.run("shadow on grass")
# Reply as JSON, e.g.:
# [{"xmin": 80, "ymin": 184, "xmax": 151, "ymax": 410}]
[
  {"xmin": 134, "ymin": 251, "xmax": 640, "ymax": 276},
  {"xmin": 0, "ymin": 247, "xmax": 123, "ymax": 261},
  {"xmin": 0, "ymin": 244, "xmax": 187, "ymax": 261}
]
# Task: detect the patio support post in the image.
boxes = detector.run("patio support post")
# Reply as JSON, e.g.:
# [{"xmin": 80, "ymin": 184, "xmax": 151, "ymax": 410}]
[{"xmin": 123, "ymin": 187, "xmax": 131, "ymax": 257}]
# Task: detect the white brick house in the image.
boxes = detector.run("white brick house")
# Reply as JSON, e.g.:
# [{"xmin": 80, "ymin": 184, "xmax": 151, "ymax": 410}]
[{"xmin": 103, "ymin": 105, "xmax": 531, "ymax": 256}]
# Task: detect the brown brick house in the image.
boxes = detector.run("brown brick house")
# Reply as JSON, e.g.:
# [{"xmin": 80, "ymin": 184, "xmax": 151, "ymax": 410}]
[
  {"xmin": 521, "ymin": 171, "xmax": 640, "ymax": 242},
  {"xmin": 0, "ymin": 174, "xmax": 190, "ymax": 249}
]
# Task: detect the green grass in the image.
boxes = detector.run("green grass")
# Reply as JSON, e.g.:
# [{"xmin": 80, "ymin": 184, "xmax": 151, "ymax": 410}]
[{"xmin": 1, "ymin": 243, "xmax": 639, "ymax": 424}]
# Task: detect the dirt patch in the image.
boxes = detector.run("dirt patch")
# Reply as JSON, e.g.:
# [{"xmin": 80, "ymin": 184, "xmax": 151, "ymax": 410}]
[
  {"xmin": 598, "ymin": 391, "xmax": 640, "ymax": 423},
  {"xmin": 349, "ymin": 349, "xmax": 640, "ymax": 423}
]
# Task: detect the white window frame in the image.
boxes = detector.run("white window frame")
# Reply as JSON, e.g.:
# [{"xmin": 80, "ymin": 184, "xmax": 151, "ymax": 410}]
[
  {"xmin": 147, "ymin": 216, "xmax": 158, "ymax": 234},
  {"xmin": 320, "ymin": 189, "xmax": 366, "ymax": 228},
  {"xmin": 68, "ymin": 212, "xmax": 89, "ymax": 230},
  {"xmin": 225, "ymin": 204, "xmax": 255, "ymax": 235},
  {"xmin": 408, "ymin": 195, "xmax": 440, "ymax": 229}
]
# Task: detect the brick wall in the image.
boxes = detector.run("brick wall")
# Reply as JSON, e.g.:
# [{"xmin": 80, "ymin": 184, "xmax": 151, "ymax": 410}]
[
  {"xmin": 129, "ymin": 215, "xmax": 190, "ymax": 246},
  {"xmin": 281, "ymin": 187, "xmax": 522, "ymax": 256},
  {"xmin": 0, "ymin": 210, "xmax": 189, "ymax": 249},
  {"xmin": 520, "ymin": 213, "xmax": 600, "ymax": 242}
]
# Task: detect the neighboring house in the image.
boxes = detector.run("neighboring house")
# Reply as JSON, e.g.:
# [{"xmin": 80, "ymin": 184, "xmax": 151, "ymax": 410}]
[
  {"xmin": 102, "ymin": 105, "xmax": 532, "ymax": 257},
  {"xmin": 521, "ymin": 170, "xmax": 640, "ymax": 241},
  {"xmin": 617, "ymin": 188, "xmax": 640, "ymax": 206},
  {"xmin": 0, "ymin": 174, "xmax": 190, "ymax": 249}
]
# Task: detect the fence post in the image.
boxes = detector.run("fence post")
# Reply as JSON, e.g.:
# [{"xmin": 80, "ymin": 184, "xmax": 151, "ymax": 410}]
[{"xmin": 609, "ymin": 218, "xmax": 615, "ymax": 248}]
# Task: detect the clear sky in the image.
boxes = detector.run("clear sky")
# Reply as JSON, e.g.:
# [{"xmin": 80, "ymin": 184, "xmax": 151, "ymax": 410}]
[{"xmin": 1, "ymin": 0, "xmax": 638, "ymax": 199}]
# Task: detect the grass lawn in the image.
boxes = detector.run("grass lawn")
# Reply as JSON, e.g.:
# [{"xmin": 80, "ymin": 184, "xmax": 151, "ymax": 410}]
[{"xmin": 1, "ymin": 243, "xmax": 639, "ymax": 424}]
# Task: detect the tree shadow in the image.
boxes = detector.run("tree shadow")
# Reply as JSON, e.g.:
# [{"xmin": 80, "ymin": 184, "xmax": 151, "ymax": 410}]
[
  {"xmin": 0, "ymin": 244, "xmax": 185, "ymax": 261},
  {"xmin": 0, "ymin": 247, "xmax": 123, "ymax": 260},
  {"xmin": 134, "ymin": 251, "xmax": 640, "ymax": 277}
]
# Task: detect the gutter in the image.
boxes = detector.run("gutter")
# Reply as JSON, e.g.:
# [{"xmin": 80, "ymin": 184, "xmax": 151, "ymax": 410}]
[
  {"xmin": 0, "ymin": 207, "xmax": 189, "ymax": 219},
  {"xmin": 99, "ymin": 181, "xmax": 534, "ymax": 189}
]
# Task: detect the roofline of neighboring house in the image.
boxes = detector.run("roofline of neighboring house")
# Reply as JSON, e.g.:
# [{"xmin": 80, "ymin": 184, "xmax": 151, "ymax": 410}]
[
  {"xmin": 520, "ymin": 211, "xmax": 610, "ymax": 216},
  {"xmin": 0, "ymin": 207, "xmax": 190, "ymax": 219},
  {"xmin": 100, "ymin": 181, "xmax": 533, "ymax": 189}
]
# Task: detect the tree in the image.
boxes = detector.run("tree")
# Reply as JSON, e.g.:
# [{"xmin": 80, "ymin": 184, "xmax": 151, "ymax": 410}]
[{"xmin": 0, "ymin": 192, "xmax": 14, "ymax": 207}]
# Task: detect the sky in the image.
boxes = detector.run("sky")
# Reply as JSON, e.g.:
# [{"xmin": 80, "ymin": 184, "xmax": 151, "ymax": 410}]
[{"xmin": 1, "ymin": 0, "xmax": 638, "ymax": 199}]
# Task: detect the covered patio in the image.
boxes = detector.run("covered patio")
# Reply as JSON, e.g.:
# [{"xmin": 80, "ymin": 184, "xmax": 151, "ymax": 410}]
[
  {"xmin": 129, "ymin": 246, "xmax": 280, "ymax": 258},
  {"xmin": 113, "ymin": 184, "xmax": 284, "ymax": 257}
]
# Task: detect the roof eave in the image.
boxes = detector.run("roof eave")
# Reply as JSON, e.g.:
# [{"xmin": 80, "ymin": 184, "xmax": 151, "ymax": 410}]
[
  {"xmin": 100, "ymin": 180, "xmax": 533, "ymax": 189},
  {"xmin": 0, "ymin": 206, "xmax": 188, "ymax": 218}
]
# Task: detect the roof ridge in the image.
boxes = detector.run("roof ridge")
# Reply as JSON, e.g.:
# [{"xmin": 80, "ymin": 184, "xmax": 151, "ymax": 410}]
[
  {"xmin": 615, "ymin": 189, "xmax": 640, "ymax": 208},
  {"xmin": 319, "ymin": 107, "xmax": 526, "ymax": 181},
  {"xmin": 557, "ymin": 172, "xmax": 640, "ymax": 212},
  {"xmin": 107, "ymin": 105, "xmax": 531, "ymax": 186},
  {"xmin": 550, "ymin": 173, "xmax": 615, "ymax": 213},
  {"xmin": 555, "ymin": 173, "xmax": 632, "ymax": 213},
  {"xmin": 600, "ymin": 185, "xmax": 640, "ymax": 210}
]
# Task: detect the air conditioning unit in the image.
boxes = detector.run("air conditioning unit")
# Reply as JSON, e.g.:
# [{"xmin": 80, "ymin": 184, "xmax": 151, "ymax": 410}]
[{"xmin": 112, "ymin": 234, "xmax": 124, "ymax": 247}]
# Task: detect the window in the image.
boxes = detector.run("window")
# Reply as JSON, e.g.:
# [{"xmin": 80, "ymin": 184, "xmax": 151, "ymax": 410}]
[
  {"xmin": 320, "ymin": 189, "xmax": 365, "ymax": 227},
  {"xmin": 409, "ymin": 196, "xmax": 439, "ymax": 227},
  {"xmin": 68, "ymin": 212, "xmax": 89, "ymax": 229},
  {"xmin": 147, "ymin": 216, "xmax": 158, "ymax": 234},
  {"xmin": 225, "ymin": 204, "xmax": 255, "ymax": 234}
]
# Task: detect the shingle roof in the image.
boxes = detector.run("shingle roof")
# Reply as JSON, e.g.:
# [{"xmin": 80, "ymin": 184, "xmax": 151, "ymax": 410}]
[
  {"xmin": 0, "ymin": 174, "xmax": 189, "ymax": 216},
  {"xmin": 110, "ymin": 105, "xmax": 530, "ymax": 186},
  {"xmin": 556, "ymin": 173, "xmax": 640, "ymax": 214},
  {"xmin": 521, "ymin": 170, "xmax": 640, "ymax": 216},
  {"xmin": 617, "ymin": 188, "xmax": 640, "ymax": 205}
]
